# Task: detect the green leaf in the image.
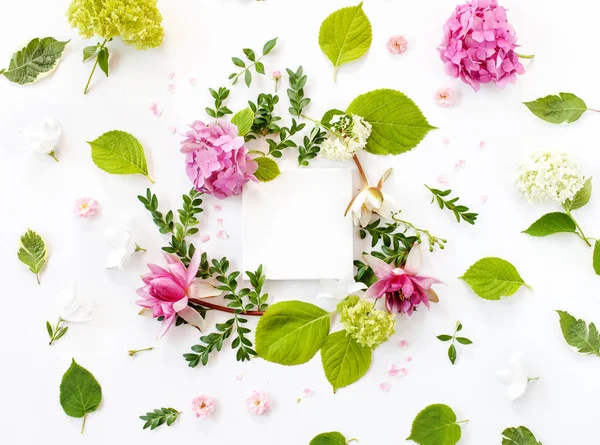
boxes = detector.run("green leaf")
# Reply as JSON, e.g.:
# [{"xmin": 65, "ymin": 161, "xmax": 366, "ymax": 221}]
[
  {"xmin": 310, "ymin": 432, "xmax": 348, "ymax": 445},
  {"xmin": 262, "ymin": 38, "xmax": 278, "ymax": 56},
  {"xmin": 255, "ymin": 301, "xmax": 330, "ymax": 365},
  {"xmin": 460, "ymin": 257, "xmax": 530, "ymax": 300},
  {"xmin": 437, "ymin": 335, "xmax": 452, "ymax": 342},
  {"xmin": 139, "ymin": 407, "xmax": 181, "ymax": 430},
  {"xmin": 321, "ymin": 108, "xmax": 345, "ymax": 126},
  {"xmin": 346, "ymin": 89, "xmax": 436, "ymax": 155},
  {"xmin": 407, "ymin": 404, "xmax": 462, "ymax": 445},
  {"xmin": 232, "ymin": 57, "xmax": 245, "ymax": 68},
  {"xmin": 1, "ymin": 37, "xmax": 69, "ymax": 85},
  {"xmin": 564, "ymin": 177, "xmax": 592, "ymax": 211},
  {"xmin": 318, "ymin": 2, "xmax": 372, "ymax": 80},
  {"xmin": 231, "ymin": 107, "xmax": 254, "ymax": 137},
  {"xmin": 88, "ymin": 130, "xmax": 153, "ymax": 182},
  {"xmin": 59, "ymin": 359, "xmax": 102, "ymax": 433},
  {"xmin": 501, "ymin": 426, "xmax": 542, "ymax": 445},
  {"xmin": 17, "ymin": 229, "xmax": 47, "ymax": 284},
  {"xmin": 594, "ymin": 241, "xmax": 600, "ymax": 276},
  {"xmin": 523, "ymin": 92, "xmax": 588, "ymax": 124},
  {"xmin": 556, "ymin": 310, "xmax": 600, "ymax": 357},
  {"xmin": 244, "ymin": 69, "xmax": 252, "ymax": 87},
  {"xmin": 83, "ymin": 45, "xmax": 99, "ymax": 62},
  {"xmin": 97, "ymin": 47, "xmax": 109, "ymax": 77},
  {"xmin": 522, "ymin": 212, "xmax": 576, "ymax": 237},
  {"xmin": 456, "ymin": 337, "xmax": 472, "ymax": 345},
  {"xmin": 254, "ymin": 156, "xmax": 281, "ymax": 182},
  {"xmin": 321, "ymin": 330, "xmax": 372, "ymax": 393},
  {"xmin": 448, "ymin": 344, "xmax": 457, "ymax": 364}
]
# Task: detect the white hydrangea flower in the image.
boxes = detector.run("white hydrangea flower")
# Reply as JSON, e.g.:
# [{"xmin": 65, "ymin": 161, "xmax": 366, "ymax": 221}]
[
  {"xmin": 516, "ymin": 151, "xmax": 586, "ymax": 204},
  {"xmin": 321, "ymin": 114, "xmax": 372, "ymax": 161}
]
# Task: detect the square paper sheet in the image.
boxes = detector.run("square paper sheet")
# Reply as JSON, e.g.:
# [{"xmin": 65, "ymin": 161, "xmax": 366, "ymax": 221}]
[{"xmin": 242, "ymin": 168, "xmax": 354, "ymax": 280}]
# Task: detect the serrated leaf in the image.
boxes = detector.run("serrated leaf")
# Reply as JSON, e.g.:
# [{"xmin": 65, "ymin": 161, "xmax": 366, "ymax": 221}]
[
  {"xmin": 97, "ymin": 47, "xmax": 109, "ymax": 77},
  {"xmin": 556, "ymin": 310, "xmax": 600, "ymax": 356},
  {"xmin": 407, "ymin": 404, "xmax": 462, "ymax": 445},
  {"xmin": 346, "ymin": 89, "xmax": 436, "ymax": 155},
  {"xmin": 594, "ymin": 241, "xmax": 600, "ymax": 276},
  {"xmin": 321, "ymin": 331, "xmax": 372, "ymax": 393},
  {"xmin": 460, "ymin": 257, "xmax": 530, "ymax": 300},
  {"xmin": 231, "ymin": 107, "xmax": 254, "ymax": 137},
  {"xmin": 321, "ymin": 108, "xmax": 345, "ymax": 126},
  {"xmin": 59, "ymin": 359, "xmax": 102, "ymax": 433},
  {"xmin": 2, "ymin": 37, "xmax": 69, "ymax": 85},
  {"xmin": 310, "ymin": 432, "xmax": 348, "ymax": 445},
  {"xmin": 522, "ymin": 212, "xmax": 576, "ymax": 237},
  {"xmin": 523, "ymin": 92, "xmax": 588, "ymax": 124},
  {"xmin": 255, "ymin": 301, "xmax": 330, "ymax": 365},
  {"xmin": 83, "ymin": 45, "xmax": 99, "ymax": 62},
  {"xmin": 17, "ymin": 229, "xmax": 47, "ymax": 284},
  {"xmin": 319, "ymin": 2, "xmax": 372, "ymax": 80},
  {"xmin": 254, "ymin": 156, "xmax": 281, "ymax": 182},
  {"xmin": 501, "ymin": 426, "xmax": 542, "ymax": 445},
  {"xmin": 88, "ymin": 130, "xmax": 153, "ymax": 182},
  {"xmin": 564, "ymin": 177, "xmax": 592, "ymax": 211}
]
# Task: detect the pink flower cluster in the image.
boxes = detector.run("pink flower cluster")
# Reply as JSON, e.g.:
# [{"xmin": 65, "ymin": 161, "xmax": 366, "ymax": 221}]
[
  {"xmin": 180, "ymin": 120, "xmax": 258, "ymax": 199},
  {"xmin": 437, "ymin": 0, "xmax": 525, "ymax": 91}
]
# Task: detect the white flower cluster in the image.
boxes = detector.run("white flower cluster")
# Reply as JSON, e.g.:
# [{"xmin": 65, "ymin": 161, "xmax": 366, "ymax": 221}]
[
  {"xmin": 321, "ymin": 114, "xmax": 372, "ymax": 161},
  {"xmin": 516, "ymin": 151, "xmax": 585, "ymax": 204}
]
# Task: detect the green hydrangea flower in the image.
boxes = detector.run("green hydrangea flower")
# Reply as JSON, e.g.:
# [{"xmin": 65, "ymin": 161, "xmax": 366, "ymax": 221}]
[{"xmin": 337, "ymin": 296, "xmax": 395, "ymax": 349}]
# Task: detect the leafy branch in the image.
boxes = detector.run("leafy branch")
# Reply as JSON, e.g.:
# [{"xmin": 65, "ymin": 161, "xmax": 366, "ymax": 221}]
[
  {"xmin": 425, "ymin": 185, "xmax": 478, "ymax": 225},
  {"xmin": 437, "ymin": 321, "xmax": 472, "ymax": 365},
  {"xmin": 247, "ymin": 93, "xmax": 281, "ymax": 139},
  {"xmin": 298, "ymin": 126, "xmax": 326, "ymax": 167},
  {"xmin": 287, "ymin": 66, "xmax": 310, "ymax": 117},
  {"xmin": 205, "ymin": 87, "xmax": 232, "ymax": 118},
  {"xmin": 229, "ymin": 38, "xmax": 277, "ymax": 87},
  {"xmin": 47, "ymin": 318, "xmax": 68, "ymax": 345},
  {"xmin": 139, "ymin": 408, "xmax": 181, "ymax": 430},
  {"xmin": 265, "ymin": 119, "xmax": 305, "ymax": 158},
  {"xmin": 391, "ymin": 212, "xmax": 447, "ymax": 252}
]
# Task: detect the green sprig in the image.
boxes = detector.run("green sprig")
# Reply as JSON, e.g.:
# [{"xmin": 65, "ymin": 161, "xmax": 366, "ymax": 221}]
[
  {"xmin": 425, "ymin": 185, "xmax": 478, "ymax": 225},
  {"xmin": 287, "ymin": 66, "xmax": 310, "ymax": 117},
  {"xmin": 265, "ymin": 119, "xmax": 305, "ymax": 158},
  {"xmin": 229, "ymin": 38, "xmax": 278, "ymax": 87},
  {"xmin": 247, "ymin": 93, "xmax": 281, "ymax": 139},
  {"xmin": 298, "ymin": 127, "xmax": 326, "ymax": 167},
  {"xmin": 47, "ymin": 318, "xmax": 68, "ymax": 345},
  {"xmin": 205, "ymin": 87, "xmax": 232, "ymax": 118},
  {"xmin": 437, "ymin": 321, "xmax": 472, "ymax": 365},
  {"xmin": 139, "ymin": 407, "xmax": 181, "ymax": 430}
]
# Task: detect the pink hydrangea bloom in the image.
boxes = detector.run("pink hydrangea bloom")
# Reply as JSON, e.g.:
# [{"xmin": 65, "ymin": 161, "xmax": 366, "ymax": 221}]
[
  {"xmin": 437, "ymin": 0, "xmax": 525, "ymax": 91},
  {"xmin": 387, "ymin": 35, "xmax": 408, "ymax": 54},
  {"xmin": 191, "ymin": 395, "xmax": 215, "ymax": 418},
  {"xmin": 74, "ymin": 197, "xmax": 98, "ymax": 218},
  {"xmin": 181, "ymin": 120, "xmax": 258, "ymax": 199},
  {"xmin": 246, "ymin": 391, "xmax": 269, "ymax": 415},
  {"xmin": 435, "ymin": 88, "xmax": 455, "ymax": 107}
]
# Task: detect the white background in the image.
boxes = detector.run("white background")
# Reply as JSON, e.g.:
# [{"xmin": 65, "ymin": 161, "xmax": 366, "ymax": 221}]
[{"xmin": 1, "ymin": 0, "xmax": 599, "ymax": 443}]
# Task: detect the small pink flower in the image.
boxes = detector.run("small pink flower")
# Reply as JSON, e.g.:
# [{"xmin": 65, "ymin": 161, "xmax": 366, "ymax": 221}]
[
  {"xmin": 167, "ymin": 72, "xmax": 175, "ymax": 80},
  {"xmin": 74, "ymin": 197, "xmax": 98, "ymax": 218},
  {"xmin": 387, "ymin": 364, "xmax": 401, "ymax": 376},
  {"xmin": 435, "ymin": 88, "xmax": 455, "ymax": 107},
  {"xmin": 191, "ymin": 395, "xmax": 215, "ymax": 418},
  {"xmin": 246, "ymin": 391, "xmax": 269, "ymax": 415},
  {"xmin": 380, "ymin": 381, "xmax": 391, "ymax": 392},
  {"xmin": 387, "ymin": 35, "xmax": 408, "ymax": 54},
  {"xmin": 272, "ymin": 70, "xmax": 282, "ymax": 80},
  {"xmin": 479, "ymin": 141, "xmax": 487, "ymax": 149},
  {"xmin": 399, "ymin": 340, "xmax": 409, "ymax": 349},
  {"xmin": 213, "ymin": 204, "xmax": 222, "ymax": 212}
]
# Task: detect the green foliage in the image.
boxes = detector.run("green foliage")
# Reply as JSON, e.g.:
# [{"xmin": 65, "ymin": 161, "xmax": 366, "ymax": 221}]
[
  {"xmin": 17, "ymin": 229, "xmax": 48, "ymax": 284},
  {"xmin": 321, "ymin": 331, "xmax": 372, "ymax": 393},
  {"xmin": 205, "ymin": 87, "xmax": 232, "ymax": 119},
  {"xmin": 318, "ymin": 2, "xmax": 372, "ymax": 81},
  {"xmin": 407, "ymin": 404, "xmax": 463, "ymax": 445},
  {"xmin": 594, "ymin": 241, "xmax": 600, "ymax": 275},
  {"xmin": 346, "ymin": 89, "xmax": 436, "ymax": 155},
  {"xmin": 47, "ymin": 319, "xmax": 68, "ymax": 345},
  {"xmin": 1, "ymin": 37, "xmax": 69, "ymax": 85},
  {"xmin": 556, "ymin": 310, "xmax": 600, "ymax": 357},
  {"xmin": 437, "ymin": 322, "xmax": 472, "ymax": 365},
  {"xmin": 97, "ymin": 47, "xmax": 109, "ymax": 76},
  {"xmin": 522, "ymin": 212, "xmax": 576, "ymax": 236},
  {"xmin": 229, "ymin": 38, "xmax": 277, "ymax": 86},
  {"xmin": 231, "ymin": 107, "xmax": 254, "ymax": 137},
  {"xmin": 83, "ymin": 45, "xmax": 100, "ymax": 62},
  {"xmin": 254, "ymin": 156, "xmax": 281, "ymax": 182},
  {"xmin": 298, "ymin": 126, "xmax": 326, "ymax": 167},
  {"xmin": 310, "ymin": 432, "xmax": 349, "ymax": 445},
  {"xmin": 460, "ymin": 257, "xmax": 530, "ymax": 300},
  {"xmin": 59, "ymin": 359, "xmax": 102, "ymax": 433},
  {"xmin": 256, "ymin": 301, "xmax": 330, "ymax": 365},
  {"xmin": 247, "ymin": 93, "xmax": 282, "ymax": 139},
  {"xmin": 523, "ymin": 92, "xmax": 588, "ymax": 124},
  {"xmin": 265, "ymin": 119, "xmax": 305, "ymax": 158},
  {"xmin": 425, "ymin": 186, "xmax": 478, "ymax": 225},
  {"xmin": 564, "ymin": 177, "xmax": 592, "ymax": 211},
  {"xmin": 287, "ymin": 66, "xmax": 310, "ymax": 117},
  {"xmin": 501, "ymin": 426, "xmax": 542, "ymax": 445},
  {"xmin": 88, "ymin": 130, "xmax": 153, "ymax": 182},
  {"xmin": 140, "ymin": 407, "xmax": 181, "ymax": 430}
]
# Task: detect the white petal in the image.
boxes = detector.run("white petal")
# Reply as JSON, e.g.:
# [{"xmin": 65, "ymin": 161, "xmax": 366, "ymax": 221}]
[
  {"xmin": 347, "ymin": 281, "xmax": 367, "ymax": 295},
  {"xmin": 350, "ymin": 190, "xmax": 368, "ymax": 213},
  {"xmin": 496, "ymin": 368, "xmax": 514, "ymax": 385},
  {"xmin": 508, "ymin": 380, "xmax": 528, "ymax": 401},
  {"xmin": 104, "ymin": 228, "xmax": 130, "ymax": 248},
  {"xmin": 404, "ymin": 243, "xmax": 421, "ymax": 275},
  {"xmin": 56, "ymin": 286, "xmax": 77, "ymax": 309},
  {"xmin": 188, "ymin": 281, "xmax": 222, "ymax": 299},
  {"xmin": 43, "ymin": 118, "xmax": 62, "ymax": 140},
  {"xmin": 105, "ymin": 248, "xmax": 128, "ymax": 270}
]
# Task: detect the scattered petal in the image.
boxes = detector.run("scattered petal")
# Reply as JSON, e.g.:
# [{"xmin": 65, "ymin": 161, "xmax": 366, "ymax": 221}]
[
  {"xmin": 404, "ymin": 355, "xmax": 412, "ymax": 362},
  {"xmin": 74, "ymin": 197, "xmax": 98, "ymax": 218},
  {"xmin": 454, "ymin": 159, "xmax": 466, "ymax": 171},
  {"xmin": 213, "ymin": 204, "xmax": 222, "ymax": 212},
  {"xmin": 399, "ymin": 340, "xmax": 409, "ymax": 349},
  {"xmin": 217, "ymin": 230, "xmax": 229, "ymax": 240},
  {"xmin": 379, "ymin": 381, "xmax": 391, "ymax": 392},
  {"xmin": 167, "ymin": 125, "xmax": 177, "ymax": 134},
  {"xmin": 437, "ymin": 174, "xmax": 450, "ymax": 186},
  {"xmin": 189, "ymin": 77, "xmax": 197, "ymax": 86},
  {"xmin": 387, "ymin": 364, "xmax": 401, "ymax": 376},
  {"xmin": 397, "ymin": 367, "xmax": 408, "ymax": 377},
  {"xmin": 443, "ymin": 138, "xmax": 451, "ymax": 146},
  {"xmin": 167, "ymin": 72, "xmax": 175, "ymax": 80},
  {"xmin": 235, "ymin": 373, "xmax": 244, "ymax": 381},
  {"xmin": 148, "ymin": 103, "xmax": 157, "ymax": 110},
  {"xmin": 217, "ymin": 218, "xmax": 223, "ymax": 227},
  {"xmin": 479, "ymin": 141, "xmax": 486, "ymax": 149},
  {"xmin": 480, "ymin": 194, "xmax": 488, "ymax": 204},
  {"xmin": 200, "ymin": 233, "xmax": 211, "ymax": 243},
  {"xmin": 152, "ymin": 106, "xmax": 163, "ymax": 117},
  {"xmin": 167, "ymin": 84, "xmax": 176, "ymax": 93},
  {"xmin": 302, "ymin": 388, "xmax": 314, "ymax": 398}
]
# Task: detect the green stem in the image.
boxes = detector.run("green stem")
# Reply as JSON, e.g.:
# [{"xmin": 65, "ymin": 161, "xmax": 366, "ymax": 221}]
[
  {"xmin": 232, "ymin": 55, "xmax": 264, "ymax": 84},
  {"xmin": 128, "ymin": 347, "xmax": 154, "ymax": 356},
  {"xmin": 80, "ymin": 413, "xmax": 87, "ymax": 434},
  {"xmin": 83, "ymin": 39, "xmax": 108, "ymax": 95},
  {"xmin": 134, "ymin": 244, "xmax": 147, "ymax": 253},
  {"xmin": 516, "ymin": 53, "xmax": 535, "ymax": 59},
  {"xmin": 564, "ymin": 207, "xmax": 592, "ymax": 247},
  {"xmin": 457, "ymin": 419, "xmax": 469, "ymax": 425},
  {"xmin": 347, "ymin": 439, "xmax": 358, "ymax": 444},
  {"xmin": 391, "ymin": 213, "xmax": 447, "ymax": 251},
  {"xmin": 146, "ymin": 175, "xmax": 155, "ymax": 184},
  {"xmin": 333, "ymin": 66, "xmax": 338, "ymax": 82},
  {"xmin": 588, "ymin": 109, "xmax": 600, "ymax": 113},
  {"xmin": 527, "ymin": 376, "xmax": 539, "ymax": 382},
  {"xmin": 48, "ymin": 151, "xmax": 59, "ymax": 162}
]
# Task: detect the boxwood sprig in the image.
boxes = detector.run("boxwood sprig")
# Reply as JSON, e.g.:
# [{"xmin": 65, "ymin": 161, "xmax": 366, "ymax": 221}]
[
  {"xmin": 287, "ymin": 66, "xmax": 310, "ymax": 117},
  {"xmin": 426, "ymin": 185, "xmax": 478, "ymax": 225}
]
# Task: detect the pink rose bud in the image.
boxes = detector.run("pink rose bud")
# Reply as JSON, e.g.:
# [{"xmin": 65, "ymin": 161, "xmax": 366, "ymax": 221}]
[{"xmin": 272, "ymin": 70, "xmax": 282, "ymax": 79}]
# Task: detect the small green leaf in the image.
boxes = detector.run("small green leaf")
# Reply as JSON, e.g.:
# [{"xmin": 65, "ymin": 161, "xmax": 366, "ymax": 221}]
[
  {"xmin": 262, "ymin": 38, "xmax": 278, "ymax": 55},
  {"xmin": 88, "ymin": 130, "xmax": 153, "ymax": 182},
  {"xmin": 310, "ymin": 432, "xmax": 348, "ymax": 445},
  {"xmin": 321, "ymin": 331, "xmax": 372, "ymax": 393},
  {"xmin": 407, "ymin": 404, "xmax": 463, "ymax": 445},
  {"xmin": 2, "ymin": 37, "xmax": 69, "ymax": 85},
  {"xmin": 59, "ymin": 359, "xmax": 102, "ymax": 433},
  {"xmin": 522, "ymin": 212, "xmax": 576, "ymax": 237},
  {"xmin": 448, "ymin": 344, "xmax": 457, "ymax": 364},
  {"xmin": 139, "ymin": 407, "xmax": 181, "ymax": 430},
  {"xmin": 244, "ymin": 69, "xmax": 252, "ymax": 87},
  {"xmin": 594, "ymin": 241, "xmax": 600, "ymax": 276},
  {"xmin": 97, "ymin": 47, "xmax": 109, "ymax": 77},
  {"xmin": 456, "ymin": 337, "xmax": 472, "ymax": 345},
  {"xmin": 564, "ymin": 177, "xmax": 592, "ymax": 211},
  {"xmin": 321, "ymin": 108, "xmax": 345, "ymax": 126},
  {"xmin": 231, "ymin": 107, "xmax": 254, "ymax": 137},
  {"xmin": 437, "ymin": 335, "xmax": 452, "ymax": 342},
  {"xmin": 83, "ymin": 45, "xmax": 99, "ymax": 62},
  {"xmin": 346, "ymin": 89, "xmax": 436, "ymax": 155},
  {"xmin": 460, "ymin": 257, "xmax": 530, "ymax": 300},
  {"xmin": 523, "ymin": 92, "xmax": 588, "ymax": 124},
  {"xmin": 232, "ymin": 57, "xmax": 245, "ymax": 68},
  {"xmin": 556, "ymin": 310, "xmax": 600, "ymax": 357},
  {"xmin": 254, "ymin": 156, "xmax": 281, "ymax": 182},
  {"xmin": 501, "ymin": 426, "xmax": 542, "ymax": 445},
  {"xmin": 17, "ymin": 229, "xmax": 48, "ymax": 284}
]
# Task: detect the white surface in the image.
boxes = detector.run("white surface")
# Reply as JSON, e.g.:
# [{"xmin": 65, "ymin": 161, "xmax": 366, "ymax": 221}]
[
  {"xmin": 242, "ymin": 168, "xmax": 353, "ymax": 280},
  {"xmin": 1, "ymin": 0, "xmax": 600, "ymax": 444}
]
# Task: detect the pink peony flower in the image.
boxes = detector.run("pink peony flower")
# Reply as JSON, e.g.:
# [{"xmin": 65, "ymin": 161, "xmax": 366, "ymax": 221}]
[
  {"xmin": 180, "ymin": 120, "xmax": 258, "ymax": 199},
  {"xmin": 387, "ymin": 35, "xmax": 408, "ymax": 54},
  {"xmin": 438, "ymin": 0, "xmax": 526, "ymax": 91},
  {"xmin": 246, "ymin": 391, "xmax": 269, "ymax": 415},
  {"xmin": 191, "ymin": 395, "xmax": 215, "ymax": 418},
  {"xmin": 435, "ymin": 88, "xmax": 455, "ymax": 107},
  {"xmin": 74, "ymin": 197, "xmax": 98, "ymax": 218},
  {"xmin": 364, "ymin": 244, "xmax": 441, "ymax": 315},
  {"xmin": 136, "ymin": 250, "xmax": 222, "ymax": 338}
]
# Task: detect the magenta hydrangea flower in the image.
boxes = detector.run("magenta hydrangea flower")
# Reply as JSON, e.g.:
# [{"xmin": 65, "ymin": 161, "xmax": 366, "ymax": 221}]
[
  {"xmin": 437, "ymin": 0, "xmax": 526, "ymax": 91},
  {"xmin": 180, "ymin": 120, "xmax": 258, "ymax": 199}
]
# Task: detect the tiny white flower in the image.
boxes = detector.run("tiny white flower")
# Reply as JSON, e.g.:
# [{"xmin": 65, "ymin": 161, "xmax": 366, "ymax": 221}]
[
  {"xmin": 317, "ymin": 273, "xmax": 367, "ymax": 300},
  {"xmin": 56, "ymin": 284, "xmax": 95, "ymax": 323},
  {"xmin": 104, "ymin": 228, "xmax": 144, "ymax": 270},
  {"xmin": 20, "ymin": 117, "xmax": 62, "ymax": 161},
  {"xmin": 321, "ymin": 113, "xmax": 372, "ymax": 161},
  {"xmin": 496, "ymin": 356, "xmax": 538, "ymax": 401}
]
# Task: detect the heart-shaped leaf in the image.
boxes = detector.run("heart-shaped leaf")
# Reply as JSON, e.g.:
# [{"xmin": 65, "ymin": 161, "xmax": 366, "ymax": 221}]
[
  {"xmin": 254, "ymin": 156, "xmax": 281, "ymax": 182},
  {"xmin": 522, "ymin": 212, "xmax": 576, "ymax": 237},
  {"xmin": 460, "ymin": 257, "xmax": 530, "ymax": 300},
  {"xmin": 407, "ymin": 404, "xmax": 464, "ymax": 445},
  {"xmin": 321, "ymin": 330, "xmax": 372, "ymax": 393},
  {"xmin": 231, "ymin": 107, "xmax": 254, "ymax": 137},
  {"xmin": 310, "ymin": 432, "xmax": 348, "ymax": 445},
  {"xmin": 564, "ymin": 177, "xmax": 592, "ymax": 211},
  {"xmin": 501, "ymin": 426, "xmax": 542, "ymax": 445},
  {"xmin": 59, "ymin": 359, "xmax": 102, "ymax": 433}
]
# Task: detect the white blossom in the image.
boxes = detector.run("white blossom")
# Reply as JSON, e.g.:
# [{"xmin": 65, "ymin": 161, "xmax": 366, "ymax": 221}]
[
  {"xmin": 56, "ymin": 284, "xmax": 94, "ymax": 323},
  {"xmin": 496, "ymin": 355, "xmax": 538, "ymax": 401},
  {"xmin": 321, "ymin": 114, "xmax": 372, "ymax": 161},
  {"xmin": 104, "ymin": 228, "xmax": 143, "ymax": 270}
]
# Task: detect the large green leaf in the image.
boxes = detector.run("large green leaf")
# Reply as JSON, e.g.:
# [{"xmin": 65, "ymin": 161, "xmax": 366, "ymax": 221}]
[
  {"xmin": 522, "ymin": 212, "xmax": 576, "ymax": 237},
  {"xmin": 318, "ymin": 2, "xmax": 372, "ymax": 81},
  {"xmin": 523, "ymin": 92, "xmax": 588, "ymax": 124},
  {"xmin": 321, "ymin": 331, "xmax": 371, "ymax": 393},
  {"xmin": 17, "ymin": 229, "xmax": 48, "ymax": 284},
  {"xmin": 310, "ymin": 432, "xmax": 348, "ymax": 445},
  {"xmin": 59, "ymin": 359, "xmax": 103, "ymax": 433},
  {"xmin": 254, "ymin": 156, "xmax": 281, "ymax": 182},
  {"xmin": 88, "ymin": 130, "xmax": 153, "ymax": 182},
  {"xmin": 231, "ymin": 107, "xmax": 254, "ymax": 137},
  {"xmin": 556, "ymin": 310, "xmax": 600, "ymax": 357},
  {"xmin": 501, "ymin": 426, "xmax": 542, "ymax": 445},
  {"xmin": 564, "ymin": 177, "xmax": 592, "ymax": 211},
  {"xmin": 346, "ymin": 89, "xmax": 435, "ymax": 155},
  {"xmin": 460, "ymin": 257, "xmax": 530, "ymax": 300},
  {"xmin": 255, "ymin": 301, "xmax": 330, "ymax": 365},
  {"xmin": 407, "ymin": 404, "xmax": 463, "ymax": 445},
  {"xmin": 593, "ymin": 241, "xmax": 600, "ymax": 276},
  {"xmin": 1, "ymin": 37, "xmax": 69, "ymax": 85}
]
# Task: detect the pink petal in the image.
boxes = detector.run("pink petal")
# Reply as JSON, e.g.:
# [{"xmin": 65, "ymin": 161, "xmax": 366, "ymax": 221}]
[
  {"xmin": 200, "ymin": 233, "xmax": 210, "ymax": 243},
  {"xmin": 167, "ymin": 125, "xmax": 177, "ymax": 134},
  {"xmin": 380, "ymin": 381, "xmax": 391, "ymax": 392},
  {"xmin": 302, "ymin": 388, "xmax": 314, "ymax": 398},
  {"xmin": 213, "ymin": 204, "xmax": 222, "ymax": 212},
  {"xmin": 167, "ymin": 84, "xmax": 176, "ymax": 93},
  {"xmin": 235, "ymin": 373, "xmax": 244, "ymax": 381},
  {"xmin": 479, "ymin": 141, "xmax": 486, "ymax": 149},
  {"xmin": 156, "ymin": 314, "xmax": 177, "ymax": 339},
  {"xmin": 365, "ymin": 280, "xmax": 390, "ymax": 299},
  {"xmin": 189, "ymin": 77, "xmax": 197, "ymax": 86},
  {"xmin": 387, "ymin": 364, "xmax": 401, "ymax": 376},
  {"xmin": 480, "ymin": 194, "xmax": 488, "ymax": 204},
  {"xmin": 217, "ymin": 230, "xmax": 229, "ymax": 240},
  {"xmin": 148, "ymin": 103, "xmax": 157, "ymax": 110},
  {"xmin": 404, "ymin": 356, "xmax": 412, "ymax": 362},
  {"xmin": 437, "ymin": 174, "xmax": 449, "ymax": 185},
  {"xmin": 443, "ymin": 138, "xmax": 451, "ymax": 146},
  {"xmin": 217, "ymin": 218, "xmax": 223, "ymax": 227},
  {"xmin": 397, "ymin": 367, "xmax": 408, "ymax": 377},
  {"xmin": 167, "ymin": 72, "xmax": 175, "ymax": 80},
  {"xmin": 363, "ymin": 255, "xmax": 393, "ymax": 280},
  {"xmin": 399, "ymin": 340, "xmax": 409, "ymax": 349},
  {"xmin": 186, "ymin": 249, "xmax": 201, "ymax": 283}
]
